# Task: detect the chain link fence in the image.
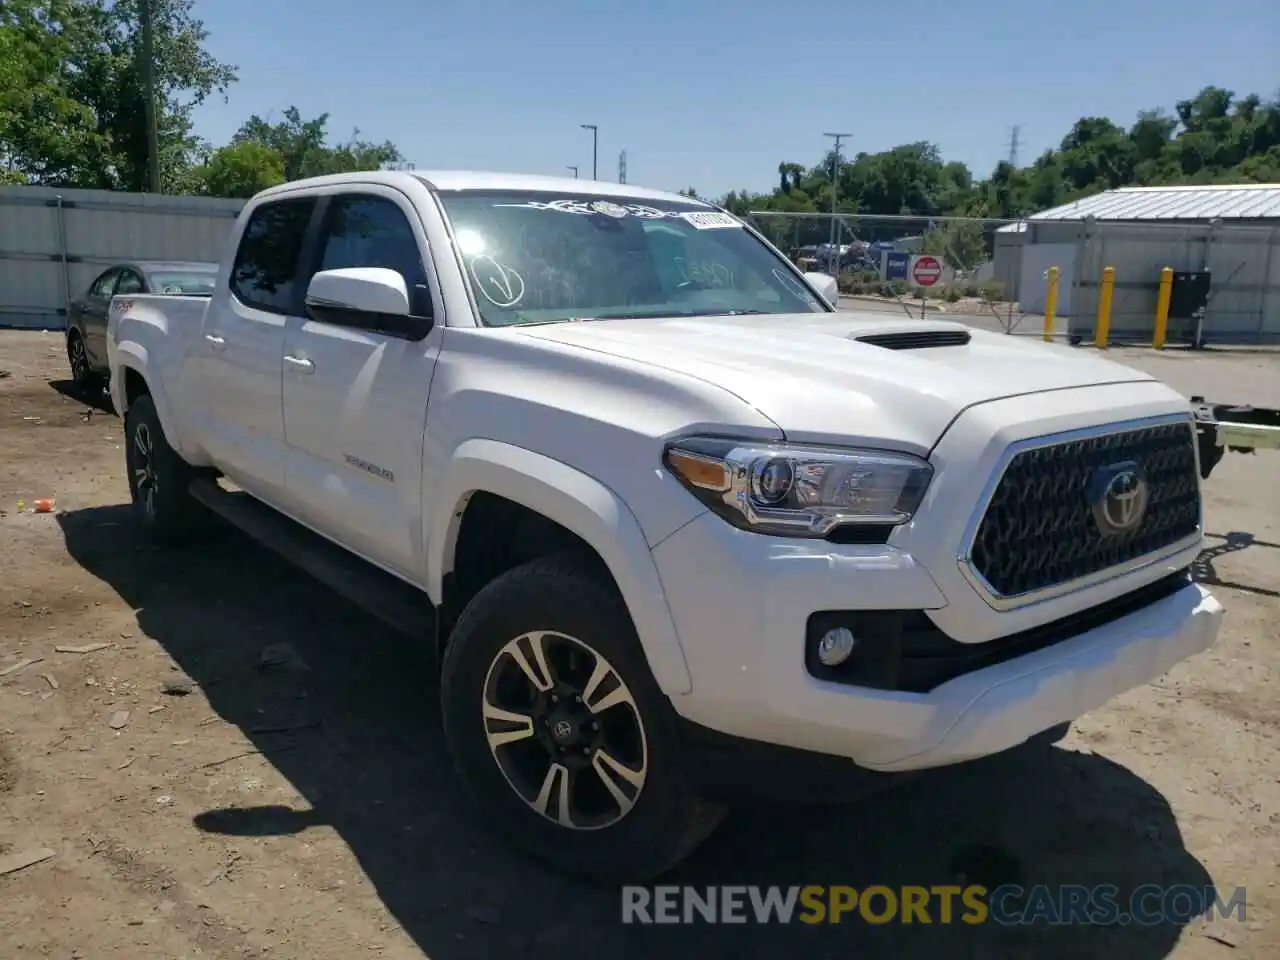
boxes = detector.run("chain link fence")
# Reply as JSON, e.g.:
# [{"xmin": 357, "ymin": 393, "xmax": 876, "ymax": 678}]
[{"xmin": 746, "ymin": 211, "xmax": 1037, "ymax": 333}]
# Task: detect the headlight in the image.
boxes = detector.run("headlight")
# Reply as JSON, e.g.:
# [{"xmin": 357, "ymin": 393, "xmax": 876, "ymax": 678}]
[{"xmin": 663, "ymin": 436, "xmax": 933, "ymax": 537}]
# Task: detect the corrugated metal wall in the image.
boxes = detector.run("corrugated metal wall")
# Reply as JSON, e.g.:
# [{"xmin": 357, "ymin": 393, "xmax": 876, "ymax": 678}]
[
  {"xmin": 0, "ymin": 185, "xmax": 245, "ymax": 329},
  {"xmin": 1015, "ymin": 219, "xmax": 1280, "ymax": 345}
]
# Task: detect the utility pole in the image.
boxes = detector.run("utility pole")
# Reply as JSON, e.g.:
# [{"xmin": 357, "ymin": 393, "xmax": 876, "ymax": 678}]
[
  {"xmin": 580, "ymin": 124, "xmax": 598, "ymax": 179},
  {"xmin": 139, "ymin": 0, "xmax": 162, "ymax": 193},
  {"xmin": 618, "ymin": 150, "xmax": 627, "ymax": 184},
  {"xmin": 823, "ymin": 132, "xmax": 850, "ymax": 275},
  {"xmin": 566, "ymin": 165, "xmax": 578, "ymax": 178}
]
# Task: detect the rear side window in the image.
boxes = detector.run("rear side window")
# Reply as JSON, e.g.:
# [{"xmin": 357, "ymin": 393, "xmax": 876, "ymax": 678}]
[{"xmin": 230, "ymin": 198, "xmax": 316, "ymax": 313}]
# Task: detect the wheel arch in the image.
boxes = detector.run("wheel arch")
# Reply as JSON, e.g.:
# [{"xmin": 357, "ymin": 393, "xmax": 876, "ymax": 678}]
[
  {"xmin": 428, "ymin": 439, "xmax": 693, "ymax": 697},
  {"xmin": 111, "ymin": 346, "xmax": 177, "ymax": 443}
]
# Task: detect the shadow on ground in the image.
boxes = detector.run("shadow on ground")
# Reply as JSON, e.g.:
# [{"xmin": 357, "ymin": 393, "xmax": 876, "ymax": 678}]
[
  {"xmin": 49, "ymin": 378, "xmax": 115, "ymax": 416},
  {"xmin": 58, "ymin": 504, "xmax": 1213, "ymax": 960},
  {"xmin": 1195, "ymin": 531, "xmax": 1280, "ymax": 598}
]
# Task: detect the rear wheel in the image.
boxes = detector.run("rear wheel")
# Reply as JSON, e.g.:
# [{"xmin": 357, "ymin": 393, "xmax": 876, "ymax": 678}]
[
  {"xmin": 66, "ymin": 329, "xmax": 102, "ymax": 391},
  {"xmin": 123, "ymin": 395, "xmax": 209, "ymax": 544},
  {"xmin": 440, "ymin": 552, "xmax": 723, "ymax": 882}
]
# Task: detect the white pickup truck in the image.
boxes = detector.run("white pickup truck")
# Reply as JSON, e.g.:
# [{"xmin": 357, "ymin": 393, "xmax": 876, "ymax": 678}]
[{"xmin": 107, "ymin": 170, "xmax": 1223, "ymax": 881}]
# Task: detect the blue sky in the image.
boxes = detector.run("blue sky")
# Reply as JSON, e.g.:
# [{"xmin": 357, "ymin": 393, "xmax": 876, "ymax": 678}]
[{"xmin": 188, "ymin": 0, "xmax": 1280, "ymax": 197}]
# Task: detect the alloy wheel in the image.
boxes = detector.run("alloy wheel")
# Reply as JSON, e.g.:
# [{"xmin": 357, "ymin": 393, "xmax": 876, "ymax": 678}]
[
  {"xmin": 69, "ymin": 336, "xmax": 89, "ymax": 382},
  {"xmin": 132, "ymin": 423, "xmax": 159, "ymax": 519},
  {"xmin": 481, "ymin": 630, "xmax": 648, "ymax": 830}
]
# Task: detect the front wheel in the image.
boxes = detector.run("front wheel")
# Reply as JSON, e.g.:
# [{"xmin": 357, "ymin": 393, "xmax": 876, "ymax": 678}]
[{"xmin": 440, "ymin": 553, "xmax": 723, "ymax": 882}]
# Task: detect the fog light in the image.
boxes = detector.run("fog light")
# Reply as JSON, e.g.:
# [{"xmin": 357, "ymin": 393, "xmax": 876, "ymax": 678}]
[{"xmin": 816, "ymin": 627, "xmax": 856, "ymax": 666}]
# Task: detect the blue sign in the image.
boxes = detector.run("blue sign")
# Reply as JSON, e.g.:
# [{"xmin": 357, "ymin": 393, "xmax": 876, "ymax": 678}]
[{"xmin": 884, "ymin": 251, "xmax": 910, "ymax": 282}]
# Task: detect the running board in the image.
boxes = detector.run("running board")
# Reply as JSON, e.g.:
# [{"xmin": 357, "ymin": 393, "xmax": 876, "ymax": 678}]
[{"xmin": 188, "ymin": 477, "xmax": 435, "ymax": 640}]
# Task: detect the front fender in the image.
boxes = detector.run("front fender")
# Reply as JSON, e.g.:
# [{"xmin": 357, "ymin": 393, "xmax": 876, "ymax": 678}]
[{"xmin": 427, "ymin": 438, "xmax": 693, "ymax": 697}]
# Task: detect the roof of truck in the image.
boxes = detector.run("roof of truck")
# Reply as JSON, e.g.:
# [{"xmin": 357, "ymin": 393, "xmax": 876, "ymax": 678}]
[{"xmin": 254, "ymin": 170, "xmax": 715, "ymax": 207}]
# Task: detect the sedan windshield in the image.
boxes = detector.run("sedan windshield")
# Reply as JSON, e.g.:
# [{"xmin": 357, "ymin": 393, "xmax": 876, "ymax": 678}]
[{"xmin": 435, "ymin": 191, "xmax": 830, "ymax": 327}]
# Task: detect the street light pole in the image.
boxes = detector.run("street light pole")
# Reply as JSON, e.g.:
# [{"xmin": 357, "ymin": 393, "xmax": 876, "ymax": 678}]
[
  {"xmin": 567, "ymin": 165, "xmax": 579, "ymax": 178},
  {"xmin": 580, "ymin": 124, "xmax": 598, "ymax": 179},
  {"xmin": 823, "ymin": 132, "xmax": 850, "ymax": 275},
  {"xmin": 139, "ymin": 0, "xmax": 162, "ymax": 193}
]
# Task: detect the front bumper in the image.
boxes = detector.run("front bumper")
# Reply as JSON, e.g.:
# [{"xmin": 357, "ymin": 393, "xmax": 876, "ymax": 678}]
[{"xmin": 651, "ymin": 510, "xmax": 1222, "ymax": 772}]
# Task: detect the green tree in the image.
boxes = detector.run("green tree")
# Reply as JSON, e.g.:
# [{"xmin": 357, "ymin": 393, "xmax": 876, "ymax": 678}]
[
  {"xmin": 195, "ymin": 141, "xmax": 286, "ymax": 197},
  {"xmin": 735, "ymin": 83, "xmax": 1279, "ymax": 236},
  {"xmin": 0, "ymin": 0, "xmax": 109, "ymax": 184},
  {"xmin": 231, "ymin": 106, "xmax": 400, "ymax": 182},
  {"xmin": 0, "ymin": 0, "xmax": 236, "ymax": 190}
]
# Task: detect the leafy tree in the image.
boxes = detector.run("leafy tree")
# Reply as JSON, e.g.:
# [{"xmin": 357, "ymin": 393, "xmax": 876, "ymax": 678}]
[
  {"xmin": 732, "ymin": 84, "xmax": 1279, "ymax": 249},
  {"xmin": 0, "ymin": 0, "xmax": 236, "ymax": 190},
  {"xmin": 231, "ymin": 106, "xmax": 401, "ymax": 181},
  {"xmin": 195, "ymin": 141, "xmax": 286, "ymax": 197},
  {"xmin": 0, "ymin": 0, "xmax": 109, "ymax": 184}
]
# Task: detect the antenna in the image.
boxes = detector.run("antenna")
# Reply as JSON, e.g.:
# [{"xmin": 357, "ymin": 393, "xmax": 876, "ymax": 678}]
[
  {"xmin": 618, "ymin": 149, "xmax": 627, "ymax": 184},
  {"xmin": 1007, "ymin": 124, "xmax": 1022, "ymax": 167}
]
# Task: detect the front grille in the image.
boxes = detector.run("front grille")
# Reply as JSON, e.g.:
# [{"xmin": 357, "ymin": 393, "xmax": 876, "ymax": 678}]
[{"xmin": 969, "ymin": 421, "xmax": 1201, "ymax": 598}]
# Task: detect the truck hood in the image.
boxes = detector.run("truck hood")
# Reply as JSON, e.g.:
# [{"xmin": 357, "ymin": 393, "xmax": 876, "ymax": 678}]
[{"xmin": 515, "ymin": 311, "xmax": 1158, "ymax": 453}]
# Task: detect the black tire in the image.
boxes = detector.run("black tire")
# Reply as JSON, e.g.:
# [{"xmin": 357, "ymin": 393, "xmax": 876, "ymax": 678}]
[
  {"xmin": 440, "ymin": 552, "xmax": 723, "ymax": 883},
  {"xmin": 66, "ymin": 329, "xmax": 102, "ymax": 391},
  {"xmin": 123, "ymin": 394, "xmax": 208, "ymax": 544}
]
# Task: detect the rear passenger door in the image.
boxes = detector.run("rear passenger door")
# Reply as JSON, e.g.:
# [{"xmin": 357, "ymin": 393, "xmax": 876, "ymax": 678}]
[
  {"xmin": 193, "ymin": 196, "xmax": 318, "ymax": 501},
  {"xmin": 281, "ymin": 188, "xmax": 441, "ymax": 582}
]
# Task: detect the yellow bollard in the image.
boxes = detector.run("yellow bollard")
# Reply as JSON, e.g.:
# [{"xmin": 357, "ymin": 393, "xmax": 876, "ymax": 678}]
[
  {"xmin": 1043, "ymin": 266, "xmax": 1060, "ymax": 342},
  {"xmin": 1152, "ymin": 266, "xmax": 1174, "ymax": 350},
  {"xmin": 1095, "ymin": 266, "xmax": 1116, "ymax": 348}
]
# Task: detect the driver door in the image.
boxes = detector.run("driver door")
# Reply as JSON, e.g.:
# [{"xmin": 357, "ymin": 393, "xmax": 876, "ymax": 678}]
[{"xmin": 281, "ymin": 188, "xmax": 442, "ymax": 582}]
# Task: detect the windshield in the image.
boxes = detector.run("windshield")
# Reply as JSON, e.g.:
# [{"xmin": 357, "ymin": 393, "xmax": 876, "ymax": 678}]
[
  {"xmin": 435, "ymin": 191, "xmax": 830, "ymax": 326},
  {"xmin": 148, "ymin": 271, "xmax": 216, "ymax": 296}
]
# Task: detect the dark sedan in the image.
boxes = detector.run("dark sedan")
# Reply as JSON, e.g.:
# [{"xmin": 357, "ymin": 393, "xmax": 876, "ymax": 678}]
[{"xmin": 66, "ymin": 260, "xmax": 217, "ymax": 387}]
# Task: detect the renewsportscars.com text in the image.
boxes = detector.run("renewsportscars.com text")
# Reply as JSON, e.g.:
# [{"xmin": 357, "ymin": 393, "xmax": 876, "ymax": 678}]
[{"xmin": 621, "ymin": 884, "xmax": 1247, "ymax": 926}]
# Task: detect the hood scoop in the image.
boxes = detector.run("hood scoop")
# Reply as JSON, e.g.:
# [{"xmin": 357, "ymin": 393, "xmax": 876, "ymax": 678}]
[{"xmin": 854, "ymin": 328, "xmax": 972, "ymax": 350}]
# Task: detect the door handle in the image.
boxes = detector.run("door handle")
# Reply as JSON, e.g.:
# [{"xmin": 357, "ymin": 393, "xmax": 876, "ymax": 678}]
[
  {"xmin": 283, "ymin": 354, "xmax": 315, "ymax": 374},
  {"xmin": 204, "ymin": 334, "xmax": 226, "ymax": 349}
]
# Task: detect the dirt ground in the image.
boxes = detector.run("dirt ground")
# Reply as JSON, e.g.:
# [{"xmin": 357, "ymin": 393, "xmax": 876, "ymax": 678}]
[{"xmin": 1, "ymin": 329, "xmax": 1277, "ymax": 959}]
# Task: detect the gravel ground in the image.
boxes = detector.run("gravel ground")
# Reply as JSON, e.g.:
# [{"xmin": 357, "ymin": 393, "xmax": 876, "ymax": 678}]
[{"xmin": 1, "ymin": 329, "xmax": 1277, "ymax": 959}]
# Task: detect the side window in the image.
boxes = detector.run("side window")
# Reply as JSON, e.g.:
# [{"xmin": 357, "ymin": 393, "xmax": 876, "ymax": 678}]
[
  {"xmin": 317, "ymin": 195, "xmax": 428, "ymax": 290},
  {"xmin": 89, "ymin": 270, "xmax": 118, "ymax": 298},
  {"xmin": 230, "ymin": 197, "xmax": 316, "ymax": 313},
  {"xmin": 114, "ymin": 270, "xmax": 143, "ymax": 295}
]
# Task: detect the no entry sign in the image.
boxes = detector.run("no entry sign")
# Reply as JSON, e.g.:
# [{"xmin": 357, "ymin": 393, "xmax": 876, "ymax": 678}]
[{"xmin": 912, "ymin": 255, "xmax": 942, "ymax": 287}]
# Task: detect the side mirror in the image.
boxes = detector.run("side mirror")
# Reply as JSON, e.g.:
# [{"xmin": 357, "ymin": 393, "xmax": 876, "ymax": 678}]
[
  {"xmin": 307, "ymin": 267, "xmax": 410, "ymax": 316},
  {"xmin": 803, "ymin": 271, "xmax": 839, "ymax": 307},
  {"xmin": 305, "ymin": 267, "xmax": 431, "ymax": 340}
]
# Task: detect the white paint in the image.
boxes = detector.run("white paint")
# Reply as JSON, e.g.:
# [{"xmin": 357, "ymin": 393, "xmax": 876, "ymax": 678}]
[{"xmin": 107, "ymin": 168, "xmax": 1221, "ymax": 794}]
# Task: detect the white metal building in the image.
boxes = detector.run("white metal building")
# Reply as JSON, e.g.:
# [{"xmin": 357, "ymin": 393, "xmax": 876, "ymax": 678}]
[
  {"xmin": 999, "ymin": 183, "xmax": 1280, "ymax": 344},
  {"xmin": 0, "ymin": 185, "xmax": 245, "ymax": 329}
]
